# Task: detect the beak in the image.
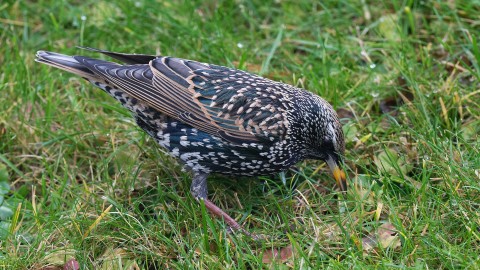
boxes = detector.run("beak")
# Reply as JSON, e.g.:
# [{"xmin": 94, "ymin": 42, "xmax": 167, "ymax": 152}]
[{"xmin": 326, "ymin": 156, "xmax": 347, "ymax": 192}]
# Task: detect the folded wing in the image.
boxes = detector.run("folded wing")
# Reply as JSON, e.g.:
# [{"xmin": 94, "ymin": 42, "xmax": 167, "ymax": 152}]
[{"xmin": 76, "ymin": 55, "xmax": 290, "ymax": 144}]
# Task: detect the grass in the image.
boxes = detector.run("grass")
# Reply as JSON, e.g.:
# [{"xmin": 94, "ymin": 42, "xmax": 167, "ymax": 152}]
[{"xmin": 1, "ymin": 0, "xmax": 479, "ymax": 268}]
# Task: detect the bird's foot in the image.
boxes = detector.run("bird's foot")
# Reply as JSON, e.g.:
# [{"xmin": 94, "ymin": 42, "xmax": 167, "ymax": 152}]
[
  {"xmin": 203, "ymin": 199, "xmax": 261, "ymax": 240},
  {"xmin": 191, "ymin": 172, "xmax": 262, "ymax": 240}
]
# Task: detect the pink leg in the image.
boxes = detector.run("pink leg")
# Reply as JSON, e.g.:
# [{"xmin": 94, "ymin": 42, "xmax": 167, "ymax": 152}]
[{"xmin": 191, "ymin": 172, "xmax": 259, "ymax": 239}]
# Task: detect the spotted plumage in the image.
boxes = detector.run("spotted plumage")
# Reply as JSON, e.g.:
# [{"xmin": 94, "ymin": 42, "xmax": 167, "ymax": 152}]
[{"xmin": 35, "ymin": 47, "xmax": 347, "ymax": 237}]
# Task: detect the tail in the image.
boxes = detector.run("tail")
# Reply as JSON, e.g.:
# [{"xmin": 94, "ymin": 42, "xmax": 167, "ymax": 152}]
[
  {"xmin": 35, "ymin": 51, "xmax": 97, "ymax": 79},
  {"xmin": 36, "ymin": 48, "xmax": 158, "ymax": 78},
  {"xmin": 76, "ymin": 47, "xmax": 156, "ymax": 65}
]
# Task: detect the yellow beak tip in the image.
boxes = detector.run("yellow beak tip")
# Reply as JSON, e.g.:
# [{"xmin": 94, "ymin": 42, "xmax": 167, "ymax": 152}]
[{"xmin": 333, "ymin": 167, "xmax": 347, "ymax": 192}]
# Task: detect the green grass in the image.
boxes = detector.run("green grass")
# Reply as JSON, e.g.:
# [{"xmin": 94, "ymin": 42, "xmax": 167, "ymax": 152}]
[{"xmin": 1, "ymin": 0, "xmax": 479, "ymax": 269}]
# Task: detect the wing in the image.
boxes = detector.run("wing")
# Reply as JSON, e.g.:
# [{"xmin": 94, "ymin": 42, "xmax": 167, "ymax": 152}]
[
  {"xmin": 75, "ymin": 55, "xmax": 290, "ymax": 144},
  {"xmin": 186, "ymin": 62, "xmax": 292, "ymax": 142}
]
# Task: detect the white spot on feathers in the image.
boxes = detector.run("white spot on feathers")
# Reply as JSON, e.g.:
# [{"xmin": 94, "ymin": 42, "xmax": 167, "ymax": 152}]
[
  {"xmin": 180, "ymin": 136, "xmax": 190, "ymax": 146},
  {"xmin": 157, "ymin": 133, "xmax": 170, "ymax": 147}
]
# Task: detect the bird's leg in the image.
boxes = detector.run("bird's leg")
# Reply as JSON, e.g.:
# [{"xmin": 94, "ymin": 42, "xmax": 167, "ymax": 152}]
[
  {"xmin": 191, "ymin": 172, "xmax": 258, "ymax": 239},
  {"xmin": 190, "ymin": 172, "xmax": 209, "ymax": 201}
]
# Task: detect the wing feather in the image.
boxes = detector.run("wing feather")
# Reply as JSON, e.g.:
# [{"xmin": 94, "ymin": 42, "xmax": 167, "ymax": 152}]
[{"xmin": 76, "ymin": 55, "xmax": 289, "ymax": 144}]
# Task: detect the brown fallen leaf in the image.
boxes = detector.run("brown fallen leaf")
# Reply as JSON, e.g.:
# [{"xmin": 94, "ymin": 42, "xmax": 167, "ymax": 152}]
[
  {"xmin": 336, "ymin": 108, "xmax": 355, "ymax": 120},
  {"xmin": 362, "ymin": 222, "xmax": 401, "ymax": 255},
  {"xmin": 378, "ymin": 223, "xmax": 401, "ymax": 248},
  {"xmin": 379, "ymin": 96, "xmax": 400, "ymax": 115},
  {"xmin": 262, "ymin": 244, "xmax": 294, "ymax": 264},
  {"xmin": 63, "ymin": 259, "xmax": 80, "ymax": 270}
]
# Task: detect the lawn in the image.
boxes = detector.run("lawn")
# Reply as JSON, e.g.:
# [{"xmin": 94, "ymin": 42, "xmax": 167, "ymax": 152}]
[{"xmin": 1, "ymin": 0, "xmax": 479, "ymax": 269}]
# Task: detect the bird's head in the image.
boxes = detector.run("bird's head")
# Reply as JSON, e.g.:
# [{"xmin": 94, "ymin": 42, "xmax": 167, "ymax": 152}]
[{"xmin": 294, "ymin": 93, "xmax": 347, "ymax": 191}]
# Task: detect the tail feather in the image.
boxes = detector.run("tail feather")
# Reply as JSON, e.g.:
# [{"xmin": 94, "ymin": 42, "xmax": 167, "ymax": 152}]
[
  {"xmin": 77, "ymin": 46, "xmax": 157, "ymax": 65},
  {"xmin": 35, "ymin": 51, "xmax": 96, "ymax": 79}
]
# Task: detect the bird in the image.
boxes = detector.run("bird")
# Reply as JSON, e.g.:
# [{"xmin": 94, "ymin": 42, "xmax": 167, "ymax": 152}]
[{"xmin": 35, "ymin": 47, "xmax": 347, "ymax": 238}]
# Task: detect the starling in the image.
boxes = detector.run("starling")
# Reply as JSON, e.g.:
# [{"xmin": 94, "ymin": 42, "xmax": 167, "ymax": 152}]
[{"xmin": 35, "ymin": 47, "xmax": 347, "ymax": 237}]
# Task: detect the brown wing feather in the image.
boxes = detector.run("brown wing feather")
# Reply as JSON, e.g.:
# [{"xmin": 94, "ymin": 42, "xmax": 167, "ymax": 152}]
[
  {"xmin": 76, "ymin": 56, "xmax": 289, "ymax": 144},
  {"xmin": 149, "ymin": 58, "xmax": 290, "ymax": 143}
]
